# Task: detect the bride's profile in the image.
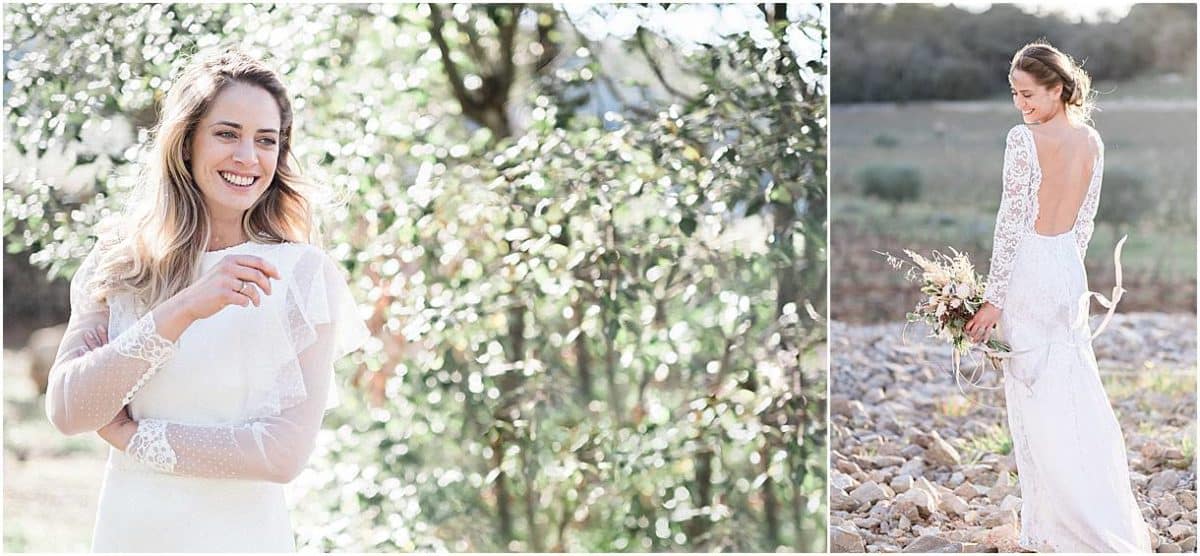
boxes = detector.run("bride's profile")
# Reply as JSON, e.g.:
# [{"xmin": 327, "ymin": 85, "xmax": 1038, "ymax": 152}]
[
  {"xmin": 963, "ymin": 41, "xmax": 1152, "ymax": 552},
  {"xmin": 44, "ymin": 48, "xmax": 369, "ymax": 552}
]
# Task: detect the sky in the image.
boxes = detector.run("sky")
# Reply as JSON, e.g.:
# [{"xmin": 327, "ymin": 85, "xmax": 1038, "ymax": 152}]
[
  {"xmin": 560, "ymin": 1, "xmax": 1138, "ymax": 62},
  {"xmin": 561, "ymin": 2, "xmax": 824, "ymax": 64},
  {"xmin": 936, "ymin": 1, "xmax": 1135, "ymax": 22}
]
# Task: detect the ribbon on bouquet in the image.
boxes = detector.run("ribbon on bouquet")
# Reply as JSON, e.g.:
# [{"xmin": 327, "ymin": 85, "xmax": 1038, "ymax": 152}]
[{"xmin": 952, "ymin": 234, "xmax": 1128, "ymax": 400}]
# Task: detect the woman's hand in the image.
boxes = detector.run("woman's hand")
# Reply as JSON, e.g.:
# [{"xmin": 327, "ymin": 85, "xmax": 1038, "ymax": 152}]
[
  {"xmin": 965, "ymin": 302, "xmax": 1001, "ymax": 344},
  {"xmin": 97, "ymin": 405, "xmax": 137, "ymax": 451},
  {"xmin": 154, "ymin": 255, "xmax": 281, "ymax": 340},
  {"xmin": 177, "ymin": 254, "xmax": 281, "ymax": 319},
  {"xmin": 69, "ymin": 324, "xmax": 110, "ymax": 358}
]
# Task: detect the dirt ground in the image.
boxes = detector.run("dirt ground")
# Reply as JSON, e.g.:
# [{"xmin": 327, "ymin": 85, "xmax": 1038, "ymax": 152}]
[{"xmin": 4, "ymin": 348, "xmax": 107, "ymax": 552}]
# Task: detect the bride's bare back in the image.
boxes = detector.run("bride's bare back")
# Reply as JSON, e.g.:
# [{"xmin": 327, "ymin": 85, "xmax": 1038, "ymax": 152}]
[{"xmin": 1031, "ymin": 125, "xmax": 1100, "ymax": 236}]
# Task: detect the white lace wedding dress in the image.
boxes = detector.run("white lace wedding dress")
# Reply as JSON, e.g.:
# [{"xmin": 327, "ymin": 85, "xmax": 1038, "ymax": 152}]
[
  {"xmin": 984, "ymin": 124, "xmax": 1151, "ymax": 552},
  {"xmin": 46, "ymin": 241, "xmax": 369, "ymax": 552}
]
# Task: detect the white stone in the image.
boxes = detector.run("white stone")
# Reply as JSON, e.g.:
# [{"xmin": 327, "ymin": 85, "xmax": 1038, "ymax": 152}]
[
  {"xmin": 851, "ymin": 481, "xmax": 893, "ymax": 505},
  {"xmin": 831, "ymin": 526, "xmax": 866, "ymax": 553},
  {"xmin": 890, "ymin": 474, "xmax": 914, "ymax": 494}
]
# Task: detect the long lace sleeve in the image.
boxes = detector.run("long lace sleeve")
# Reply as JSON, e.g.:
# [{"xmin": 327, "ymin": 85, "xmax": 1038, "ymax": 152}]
[
  {"xmin": 123, "ymin": 249, "xmax": 368, "ymax": 483},
  {"xmin": 983, "ymin": 125, "xmax": 1035, "ymax": 310},
  {"xmin": 45, "ymin": 245, "xmax": 178, "ymax": 435},
  {"xmin": 1072, "ymin": 130, "xmax": 1104, "ymax": 257}
]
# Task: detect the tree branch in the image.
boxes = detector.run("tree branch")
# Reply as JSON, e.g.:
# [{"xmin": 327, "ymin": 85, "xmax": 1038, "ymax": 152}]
[
  {"xmin": 561, "ymin": 13, "xmax": 657, "ymax": 119},
  {"xmin": 773, "ymin": 3, "xmax": 788, "ymax": 24},
  {"xmin": 495, "ymin": 4, "xmax": 522, "ymax": 93},
  {"xmin": 534, "ymin": 6, "xmax": 561, "ymax": 72},
  {"xmin": 428, "ymin": 3, "xmax": 477, "ymax": 113},
  {"xmin": 635, "ymin": 27, "xmax": 697, "ymax": 103},
  {"xmin": 460, "ymin": 11, "xmax": 491, "ymax": 72}
]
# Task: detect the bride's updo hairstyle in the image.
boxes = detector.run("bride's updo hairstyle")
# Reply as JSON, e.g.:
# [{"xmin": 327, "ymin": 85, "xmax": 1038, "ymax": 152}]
[
  {"xmin": 92, "ymin": 48, "xmax": 314, "ymax": 308},
  {"xmin": 1010, "ymin": 40, "xmax": 1097, "ymax": 125}
]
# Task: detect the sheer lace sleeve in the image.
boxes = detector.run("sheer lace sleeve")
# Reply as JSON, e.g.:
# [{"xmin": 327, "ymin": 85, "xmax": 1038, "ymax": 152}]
[
  {"xmin": 45, "ymin": 244, "xmax": 179, "ymax": 435},
  {"xmin": 983, "ymin": 125, "xmax": 1035, "ymax": 310},
  {"xmin": 1072, "ymin": 129, "xmax": 1104, "ymax": 257},
  {"xmin": 123, "ymin": 250, "xmax": 368, "ymax": 483}
]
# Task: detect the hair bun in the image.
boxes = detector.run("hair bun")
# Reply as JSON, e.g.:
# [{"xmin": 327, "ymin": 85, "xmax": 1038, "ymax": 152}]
[
  {"xmin": 1013, "ymin": 41, "xmax": 1094, "ymax": 122},
  {"xmin": 1062, "ymin": 72, "xmax": 1081, "ymax": 105}
]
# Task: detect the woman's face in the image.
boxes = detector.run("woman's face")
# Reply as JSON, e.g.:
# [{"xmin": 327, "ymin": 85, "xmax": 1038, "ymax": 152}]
[
  {"xmin": 189, "ymin": 81, "xmax": 281, "ymax": 222},
  {"xmin": 1009, "ymin": 69, "xmax": 1063, "ymax": 124}
]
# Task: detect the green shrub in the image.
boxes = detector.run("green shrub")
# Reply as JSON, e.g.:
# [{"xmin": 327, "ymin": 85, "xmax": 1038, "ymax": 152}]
[
  {"xmin": 860, "ymin": 164, "xmax": 922, "ymax": 211},
  {"xmin": 1096, "ymin": 165, "xmax": 1154, "ymax": 233},
  {"xmin": 872, "ymin": 133, "xmax": 900, "ymax": 148}
]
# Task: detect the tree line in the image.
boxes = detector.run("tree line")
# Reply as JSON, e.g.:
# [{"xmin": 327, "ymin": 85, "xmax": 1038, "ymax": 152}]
[{"xmin": 832, "ymin": 3, "xmax": 1196, "ymax": 103}]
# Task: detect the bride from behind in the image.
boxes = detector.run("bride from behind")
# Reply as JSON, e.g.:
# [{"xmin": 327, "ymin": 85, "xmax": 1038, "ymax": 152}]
[
  {"xmin": 963, "ymin": 41, "xmax": 1151, "ymax": 552},
  {"xmin": 45, "ymin": 48, "xmax": 368, "ymax": 552}
]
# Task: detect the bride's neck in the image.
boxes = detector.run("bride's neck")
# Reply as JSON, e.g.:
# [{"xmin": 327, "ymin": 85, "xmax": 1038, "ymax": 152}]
[
  {"xmin": 208, "ymin": 214, "xmax": 249, "ymax": 251},
  {"xmin": 1031, "ymin": 104, "xmax": 1073, "ymax": 130}
]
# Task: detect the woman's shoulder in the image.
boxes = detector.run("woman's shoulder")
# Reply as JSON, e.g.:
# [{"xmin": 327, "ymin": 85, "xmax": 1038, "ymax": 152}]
[
  {"xmin": 73, "ymin": 232, "xmax": 125, "ymax": 293},
  {"xmin": 1059, "ymin": 123, "xmax": 1103, "ymax": 156},
  {"xmin": 1082, "ymin": 124, "xmax": 1103, "ymax": 150},
  {"xmin": 1004, "ymin": 123, "xmax": 1033, "ymax": 145}
]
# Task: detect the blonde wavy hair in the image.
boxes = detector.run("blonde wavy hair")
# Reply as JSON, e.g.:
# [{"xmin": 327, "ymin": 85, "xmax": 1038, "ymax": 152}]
[
  {"xmin": 92, "ymin": 48, "xmax": 314, "ymax": 308},
  {"xmin": 1010, "ymin": 40, "xmax": 1098, "ymax": 125}
]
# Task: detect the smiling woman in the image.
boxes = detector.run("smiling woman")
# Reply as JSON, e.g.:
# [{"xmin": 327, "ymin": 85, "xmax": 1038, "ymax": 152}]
[
  {"xmin": 192, "ymin": 83, "xmax": 284, "ymax": 233},
  {"xmin": 42, "ymin": 49, "xmax": 369, "ymax": 552},
  {"xmin": 964, "ymin": 41, "xmax": 1152, "ymax": 552}
]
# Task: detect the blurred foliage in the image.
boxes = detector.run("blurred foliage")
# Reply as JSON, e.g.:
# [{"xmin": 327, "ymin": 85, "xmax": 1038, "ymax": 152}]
[
  {"xmin": 4, "ymin": 2, "xmax": 827, "ymax": 552},
  {"xmin": 832, "ymin": 3, "xmax": 1197, "ymax": 103},
  {"xmin": 872, "ymin": 133, "xmax": 900, "ymax": 148},
  {"xmin": 1096, "ymin": 165, "xmax": 1154, "ymax": 236},
  {"xmin": 859, "ymin": 164, "xmax": 921, "ymax": 211}
]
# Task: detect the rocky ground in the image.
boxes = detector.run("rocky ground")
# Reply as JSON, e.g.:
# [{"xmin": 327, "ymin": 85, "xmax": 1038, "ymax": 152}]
[{"xmin": 830, "ymin": 313, "xmax": 1197, "ymax": 553}]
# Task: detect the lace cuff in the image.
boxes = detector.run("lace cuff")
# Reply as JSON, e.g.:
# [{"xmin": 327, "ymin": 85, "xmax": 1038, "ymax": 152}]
[
  {"xmin": 127, "ymin": 418, "xmax": 178, "ymax": 473},
  {"xmin": 111, "ymin": 311, "xmax": 177, "ymax": 405}
]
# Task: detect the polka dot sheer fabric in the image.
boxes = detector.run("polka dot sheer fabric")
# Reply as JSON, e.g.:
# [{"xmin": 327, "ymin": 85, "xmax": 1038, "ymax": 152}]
[
  {"xmin": 45, "ymin": 247, "xmax": 179, "ymax": 435},
  {"xmin": 47, "ymin": 242, "xmax": 369, "ymax": 483}
]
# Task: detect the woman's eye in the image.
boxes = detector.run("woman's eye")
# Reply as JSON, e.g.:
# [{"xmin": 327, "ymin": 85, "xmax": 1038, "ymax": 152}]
[
  {"xmin": 257, "ymin": 137, "xmax": 278, "ymax": 146},
  {"xmin": 217, "ymin": 130, "xmax": 237, "ymax": 139}
]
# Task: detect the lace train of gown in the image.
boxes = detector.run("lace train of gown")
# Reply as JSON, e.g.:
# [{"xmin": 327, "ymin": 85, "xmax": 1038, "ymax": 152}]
[
  {"xmin": 47, "ymin": 241, "xmax": 368, "ymax": 552},
  {"xmin": 984, "ymin": 125, "xmax": 1151, "ymax": 552}
]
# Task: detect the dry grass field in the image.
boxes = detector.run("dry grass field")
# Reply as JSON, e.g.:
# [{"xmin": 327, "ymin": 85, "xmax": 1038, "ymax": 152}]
[{"xmin": 831, "ymin": 75, "xmax": 1196, "ymax": 323}]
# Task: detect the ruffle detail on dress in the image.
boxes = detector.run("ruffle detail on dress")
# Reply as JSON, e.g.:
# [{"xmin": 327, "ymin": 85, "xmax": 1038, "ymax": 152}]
[{"xmin": 241, "ymin": 246, "xmax": 370, "ymax": 418}]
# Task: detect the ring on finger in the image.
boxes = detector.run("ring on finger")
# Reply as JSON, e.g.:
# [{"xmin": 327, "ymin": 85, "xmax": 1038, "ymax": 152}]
[{"xmin": 237, "ymin": 280, "xmax": 249, "ymax": 295}]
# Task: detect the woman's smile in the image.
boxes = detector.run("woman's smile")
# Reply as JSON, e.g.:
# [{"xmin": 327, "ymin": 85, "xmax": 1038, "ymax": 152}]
[{"xmin": 218, "ymin": 170, "xmax": 260, "ymax": 189}]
